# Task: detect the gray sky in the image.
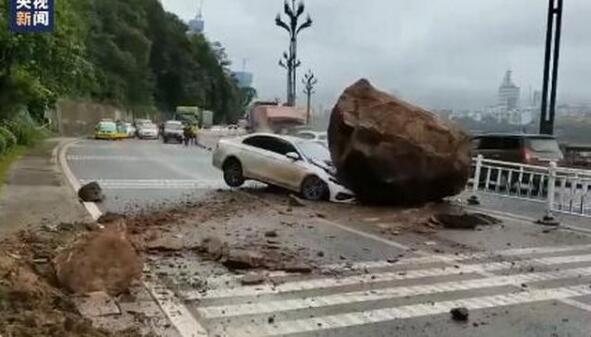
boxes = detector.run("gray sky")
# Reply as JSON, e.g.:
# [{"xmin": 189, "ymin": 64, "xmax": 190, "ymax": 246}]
[{"xmin": 161, "ymin": 0, "xmax": 591, "ymax": 110}]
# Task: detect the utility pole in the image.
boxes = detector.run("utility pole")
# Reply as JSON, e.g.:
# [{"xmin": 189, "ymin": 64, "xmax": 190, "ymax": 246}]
[
  {"xmin": 275, "ymin": 0, "xmax": 312, "ymax": 106},
  {"xmin": 539, "ymin": 0, "xmax": 563, "ymax": 135},
  {"xmin": 302, "ymin": 70, "xmax": 317, "ymax": 125}
]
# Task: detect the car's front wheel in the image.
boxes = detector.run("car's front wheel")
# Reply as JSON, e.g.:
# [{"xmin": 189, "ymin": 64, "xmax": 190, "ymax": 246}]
[
  {"xmin": 223, "ymin": 158, "xmax": 244, "ymax": 187},
  {"xmin": 301, "ymin": 175, "xmax": 329, "ymax": 201}
]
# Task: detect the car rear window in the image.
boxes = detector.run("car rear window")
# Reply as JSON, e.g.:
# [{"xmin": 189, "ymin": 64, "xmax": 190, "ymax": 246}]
[
  {"xmin": 527, "ymin": 138, "xmax": 561, "ymax": 153},
  {"xmin": 166, "ymin": 123, "xmax": 183, "ymax": 130}
]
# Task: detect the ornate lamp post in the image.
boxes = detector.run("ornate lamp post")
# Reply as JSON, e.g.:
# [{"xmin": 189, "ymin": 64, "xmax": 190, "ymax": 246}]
[
  {"xmin": 276, "ymin": 0, "xmax": 312, "ymax": 106},
  {"xmin": 302, "ymin": 70, "xmax": 317, "ymax": 124}
]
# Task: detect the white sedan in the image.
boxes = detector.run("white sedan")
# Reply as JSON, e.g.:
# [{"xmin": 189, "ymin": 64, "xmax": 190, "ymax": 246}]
[{"xmin": 212, "ymin": 133, "xmax": 354, "ymax": 202}]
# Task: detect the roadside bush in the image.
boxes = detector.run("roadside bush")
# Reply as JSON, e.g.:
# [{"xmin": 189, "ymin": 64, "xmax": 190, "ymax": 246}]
[
  {"xmin": 0, "ymin": 126, "xmax": 17, "ymax": 149},
  {"xmin": 0, "ymin": 134, "xmax": 6, "ymax": 157},
  {"xmin": 3, "ymin": 120, "xmax": 40, "ymax": 146}
]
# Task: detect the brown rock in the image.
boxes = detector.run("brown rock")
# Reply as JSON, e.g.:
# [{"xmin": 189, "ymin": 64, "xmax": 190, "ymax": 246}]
[
  {"xmin": 241, "ymin": 273, "xmax": 265, "ymax": 285},
  {"xmin": 222, "ymin": 249, "xmax": 265, "ymax": 270},
  {"xmin": 53, "ymin": 226, "xmax": 142, "ymax": 295},
  {"xmin": 327, "ymin": 79, "xmax": 471, "ymax": 204},
  {"xmin": 281, "ymin": 263, "xmax": 313, "ymax": 274},
  {"xmin": 202, "ymin": 237, "xmax": 225, "ymax": 260}
]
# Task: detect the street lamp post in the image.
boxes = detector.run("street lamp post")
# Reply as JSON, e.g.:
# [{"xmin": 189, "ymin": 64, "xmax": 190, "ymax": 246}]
[
  {"xmin": 539, "ymin": 0, "xmax": 564, "ymax": 135},
  {"xmin": 302, "ymin": 70, "xmax": 317, "ymax": 125},
  {"xmin": 276, "ymin": 0, "xmax": 312, "ymax": 106}
]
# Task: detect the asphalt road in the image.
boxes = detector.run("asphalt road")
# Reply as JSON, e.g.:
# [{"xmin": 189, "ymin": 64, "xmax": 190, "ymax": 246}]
[
  {"xmin": 65, "ymin": 138, "xmax": 591, "ymax": 337},
  {"xmin": 66, "ymin": 138, "xmax": 226, "ymax": 213}
]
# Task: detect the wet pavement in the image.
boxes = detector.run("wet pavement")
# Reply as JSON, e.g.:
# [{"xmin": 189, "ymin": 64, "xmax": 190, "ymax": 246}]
[{"xmin": 64, "ymin": 138, "xmax": 591, "ymax": 337}]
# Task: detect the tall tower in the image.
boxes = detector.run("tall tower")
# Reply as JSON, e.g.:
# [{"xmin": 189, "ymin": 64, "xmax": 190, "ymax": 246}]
[
  {"xmin": 188, "ymin": 0, "xmax": 205, "ymax": 35},
  {"xmin": 498, "ymin": 70, "xmax": 520, "ymax": 111}
]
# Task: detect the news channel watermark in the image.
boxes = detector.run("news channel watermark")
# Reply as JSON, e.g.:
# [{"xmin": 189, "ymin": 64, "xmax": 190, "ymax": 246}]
[{"xmin": 9, "ymin": 0, "xmax": 54, "ymax": 33}]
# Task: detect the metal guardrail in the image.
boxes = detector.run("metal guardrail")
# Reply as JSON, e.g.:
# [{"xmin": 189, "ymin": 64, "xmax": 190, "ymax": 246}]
[{"xmin": 469, "ymin": 155, "xmax": 591, "ymax": 223}]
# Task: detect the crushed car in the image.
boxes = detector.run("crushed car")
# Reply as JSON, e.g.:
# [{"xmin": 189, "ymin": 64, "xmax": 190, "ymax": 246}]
[{"xmin": 212, "ymin": 133, "xmax": 354, "ymax": 202}]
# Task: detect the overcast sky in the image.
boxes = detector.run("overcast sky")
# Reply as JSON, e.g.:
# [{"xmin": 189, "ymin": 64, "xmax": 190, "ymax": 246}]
[{"xmin": 161, "ymin": 0, "xmax": 590, "ymax": 110}]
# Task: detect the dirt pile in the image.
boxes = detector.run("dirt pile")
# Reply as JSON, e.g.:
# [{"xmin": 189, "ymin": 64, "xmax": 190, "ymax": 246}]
[
  {"xmin": 53, "ymin": 224, "xmax": 143, "ymax": 296},
  {"xmin": 328, "ymin": 79, "xmax": 472, "ymax": 205},
  {"xmin": 0, "ymin": 237, "xmax": 142, "ymax": 337}
]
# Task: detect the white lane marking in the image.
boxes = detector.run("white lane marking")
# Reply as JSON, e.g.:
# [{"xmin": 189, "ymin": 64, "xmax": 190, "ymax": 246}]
[
  {"xmin": 227, "ymin": 284, "xmax": 591, "ymax": 337},
  {"xmin": 67, "ymin": 155, "xmax": 144, "ymax": 161},
  {"xmin": 144, "ymin": 279, "xmax": 208, "ymax": 337},
  {"xmin": 183, "ymin": 253, "xmax": 591, "ymax": 300},
  {"xmin": 79, "ymin": 179, "xmax": 226, "ymax": 190},
  {"xmin": 77, "ymin": 179, "xmax": 264, "ymax": 190},
  {"xmin": 560, "ymin": 298, "xmax": 591, "ymax": 312},
  {"xmin": 199, "ymin": 266, "xmax": 591, "ymax": 318},
  {"xmin": 58, "ymin": 140, "xmax": 103, "ymax": 220},
  {"xmin": 314, "ymin": 218, "xmax": 410, "ymax": 250}
]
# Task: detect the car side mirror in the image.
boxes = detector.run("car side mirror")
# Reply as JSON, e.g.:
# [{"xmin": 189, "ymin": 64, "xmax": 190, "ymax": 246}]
[{"xmin": 285, "ymin": 152, "xmax": 300, "ymax": 161}]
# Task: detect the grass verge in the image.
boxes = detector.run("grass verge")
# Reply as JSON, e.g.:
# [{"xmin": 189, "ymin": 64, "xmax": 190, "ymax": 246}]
[{"xmin": 0, "ymin": 146, "xmax": 26, "ymax": 191}]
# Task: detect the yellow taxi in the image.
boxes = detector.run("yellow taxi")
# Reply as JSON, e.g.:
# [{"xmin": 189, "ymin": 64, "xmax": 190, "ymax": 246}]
[{"xmin": 94, "ymin": 121, "xmax": 124, "ymax": 140}]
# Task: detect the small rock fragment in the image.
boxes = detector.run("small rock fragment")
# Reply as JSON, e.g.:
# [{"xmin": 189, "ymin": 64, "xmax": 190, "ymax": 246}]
[
  {"xmin": 450, "ymin": 307, "xmax": 469, "ymax": 321},
  {"xmin": 241, "ymin": 273, "xmax": 265, "ymax": 286},
  {"xmin": 264, "ymin": 230, "xmax": 278, "ymax": 238}
]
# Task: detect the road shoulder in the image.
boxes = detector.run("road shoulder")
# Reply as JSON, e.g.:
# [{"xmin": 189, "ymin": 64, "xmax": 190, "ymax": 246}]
[{"xmin": 0, "ymin": 138, "xmax": 93, "ymax": 238}]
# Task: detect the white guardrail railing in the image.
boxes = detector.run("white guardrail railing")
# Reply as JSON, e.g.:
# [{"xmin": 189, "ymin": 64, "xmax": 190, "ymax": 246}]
[{"xmin": 469, "ymin": 154, "xmax": 591, "ymax": 224}]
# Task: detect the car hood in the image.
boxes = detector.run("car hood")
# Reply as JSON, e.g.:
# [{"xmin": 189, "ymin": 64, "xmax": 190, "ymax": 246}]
[{"xmin": 309, "ymin": 158, "xmax": 339, "ymax": 178}]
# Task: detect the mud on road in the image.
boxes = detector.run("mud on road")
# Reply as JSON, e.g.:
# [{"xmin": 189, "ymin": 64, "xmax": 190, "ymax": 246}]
[{"xmin": 4, "ymin": 186, "xmax": 587, "ymax": 337}]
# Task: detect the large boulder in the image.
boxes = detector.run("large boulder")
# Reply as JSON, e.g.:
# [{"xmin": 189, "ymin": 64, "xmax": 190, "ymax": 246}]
[
  {"xmin": 328, "ymin": 79, "xmax": 471, "ymax": 205},
  {"xmin": 53, "ymin": 224, "xmax": 142, "ymax": 295}
]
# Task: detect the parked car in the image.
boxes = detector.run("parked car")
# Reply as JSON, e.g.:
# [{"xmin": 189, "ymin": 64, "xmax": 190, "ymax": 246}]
[
  {"xmin": 94, "ymin": 121, "xmax": 120, "ymax": 140},
  {"xmin": 472, "ymin": 133, "xmax": 564, "ymax": 165},
  {"xmin": 212, "ymin": 133, "xmax": 354, "ymax": 202},
  {"xmin": 162, "ymin": 120, "xmax": 184, "ymax": 143},
  {"xmin": 137, "ymin": 122, "xmax": 159, "ymax": 139},
  {"xmin": 116, "ymin": 122, "xmax": 136, "ymax": 138},
  {"xmin": 294, "ymin": 130, "xmax": 327, "ymax": 143}
]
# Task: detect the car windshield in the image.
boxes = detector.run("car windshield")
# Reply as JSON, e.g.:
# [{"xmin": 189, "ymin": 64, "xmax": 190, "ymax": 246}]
[
  {"xmin": 297, "ymin": 141, "xmax": 332, "ymax": 162},
  {"xmin": 98, "ymin": 122, "xmax": 116, "ymax": 132},
  {"xmin": 527, "ymin": 138, "xmax": 561, "ymax": 153}
]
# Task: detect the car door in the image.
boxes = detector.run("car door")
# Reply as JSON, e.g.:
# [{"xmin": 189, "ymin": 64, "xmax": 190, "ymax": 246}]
[{"xmin": 241, "ymin": 136, "xmax": 304, "ymax": 189}]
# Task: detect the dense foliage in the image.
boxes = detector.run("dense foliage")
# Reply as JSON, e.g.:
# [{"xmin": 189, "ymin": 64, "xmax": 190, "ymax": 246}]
[{"xmin": 1, "ymin": 0, "xmax": 248, "ymax": 124}]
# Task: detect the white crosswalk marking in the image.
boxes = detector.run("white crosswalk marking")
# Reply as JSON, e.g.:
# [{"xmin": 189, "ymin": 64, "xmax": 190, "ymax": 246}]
[
  {"xmin": 183, "ymin": 252, "xmax": 591, "ymax": 300},
  {"xmin": 225, "ymin": 284, "xmax": 591, "ymax": 337},
  {"xmin": 179, "ymin": 244, "xmax": 591, "ymax": 337},
  {"xmin": 77, "ymin": 179, "xmax": 264, "ymax": 190},
  {"xmin": 197, "ymin": 266, "xmax": 591, "ymax": 318}
]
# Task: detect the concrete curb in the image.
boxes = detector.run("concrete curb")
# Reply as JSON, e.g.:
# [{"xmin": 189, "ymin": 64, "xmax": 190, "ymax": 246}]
[{"xmin": 56, "ymin": 139, "xmax": 103, "ymax": 221}]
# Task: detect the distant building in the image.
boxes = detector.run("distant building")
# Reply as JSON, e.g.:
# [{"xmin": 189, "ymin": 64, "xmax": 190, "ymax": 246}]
[
  {"xmin": 187, "ymin": 3, "xmax": 204, "ymax": 35},
  {"xmin": 232, "ymin": 71, "xmax": 254, "ymax": 88},
  {"xmin": 498, "ymin": 70, "xmax": 520, "ymax": 111}
]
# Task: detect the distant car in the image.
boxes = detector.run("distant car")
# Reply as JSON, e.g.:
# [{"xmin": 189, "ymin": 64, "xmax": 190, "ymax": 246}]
[
  {"xmin": 94, "ymin": 121, "xmax": 119, "ymax": 140},
  {"xmin": 162, "ymin": 120, "xmax": 184, "ymax": 143},
  {"xmin": 117, "ymin": 122, "xmax": 136, "ymax": 138},
  {"xmin": 212, "ymin": 133, "xmax": 354, "ymax": 202},
  {"xmin": 137, "ymin": 122, "xmax": 159, "ymax": 139},
  {"xmin": 472, "ymin": 133, "xmax": 564, "ymax": 165},
  {"xmin": 294, "ymin": 130, "xmax": 328, "ymax": 145}
]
